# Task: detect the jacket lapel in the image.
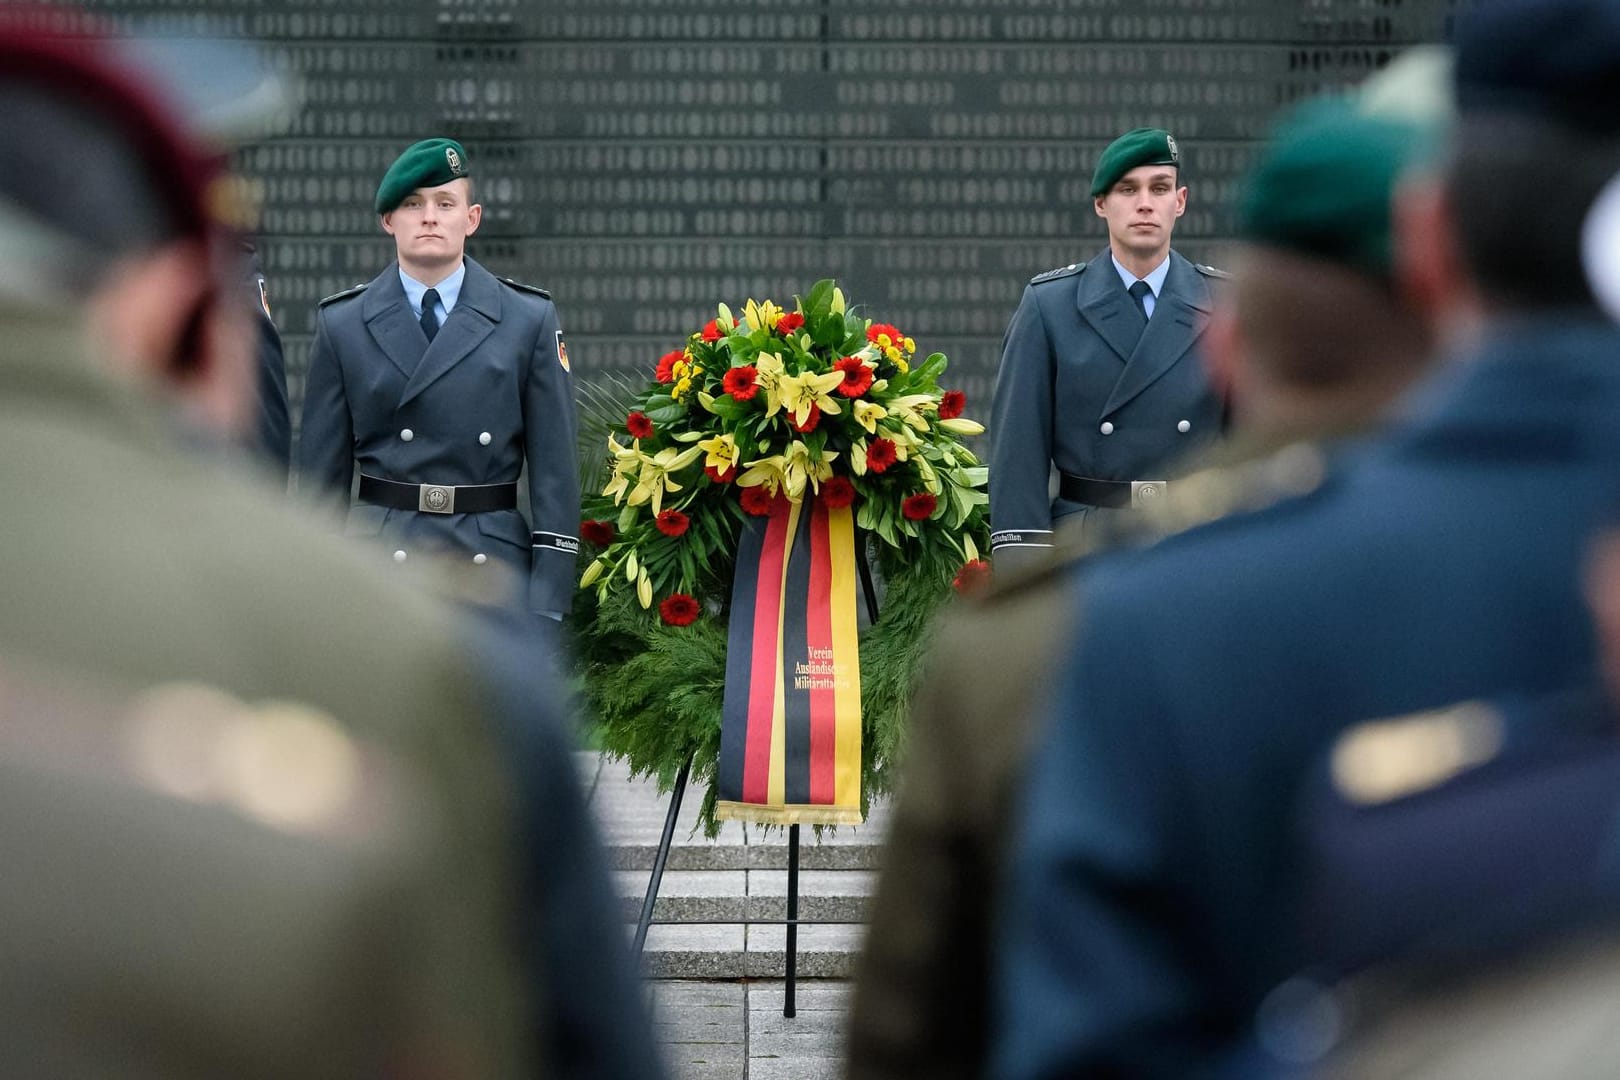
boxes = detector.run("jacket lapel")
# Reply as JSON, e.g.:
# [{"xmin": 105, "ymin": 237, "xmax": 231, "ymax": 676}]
[
  {"xmin": 397, "ymin": 258, "xmax": 501, "ymax": 408},
  {"xmin": 1101, "ymin": 252, "xmax": 1212, "ymax": 418},
  {"xmin": 1076, "ymin": 249, "xmax": 1143, "ymax": 365},
  {"xmin": 362, "ymin": 267, "xmax": 423, "ymax": 381}
]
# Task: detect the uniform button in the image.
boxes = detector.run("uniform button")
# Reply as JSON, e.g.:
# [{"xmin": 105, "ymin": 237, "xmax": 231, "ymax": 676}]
[
  {"xmin": 392, "ymin": 550, "xmax": 407, "ymax": 563},
  {"xmin": 1177, "ymin": 419, "xmax": 1191, "ymax": 433},
  {"xmin": 479, "ymin": 431, "xmax": 492, "ymax": 446},
  {"xmin": 1100, "ymin": 421, "xmax": 1115, "ymax": 435},
  {"xmin": 400, "ymin": 428, "xmax": 414, "ymax": 441},
  {"xmin": 473, "ymin": 553, "xmax": 488, "ymax": 565}
]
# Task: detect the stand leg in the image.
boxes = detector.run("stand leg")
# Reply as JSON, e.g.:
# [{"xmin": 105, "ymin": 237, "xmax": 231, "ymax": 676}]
[
  {"xmin": 632, "ymin": 757, "xmax": 691, "ymax": 958},
  {"xmin": 785, "ymin": 822, "xmax": 800, "ymax": 1017}
]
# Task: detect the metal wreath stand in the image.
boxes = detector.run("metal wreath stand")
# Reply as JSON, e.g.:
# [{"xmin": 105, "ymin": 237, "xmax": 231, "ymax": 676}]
[{"xmin": 631, "ymin": 544, "xmax": 882, "ymax": 1018}]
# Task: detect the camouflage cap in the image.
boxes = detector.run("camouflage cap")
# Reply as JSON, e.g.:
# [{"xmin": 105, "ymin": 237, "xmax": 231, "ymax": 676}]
[
  {"xmin": 1237, "ymin": 98, "xmax": 1431, "ymax": 280},
  {"xmin": 1090, "ymin": 128, "xmax": 1181, "ymax": 197},
  {"xmin": 374, "ymin": 137, "xmax": 471, "ymax": 215}
]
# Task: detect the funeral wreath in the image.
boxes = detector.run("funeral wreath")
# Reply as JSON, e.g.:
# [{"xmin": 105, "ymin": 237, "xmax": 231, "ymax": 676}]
[{"xmin": 571, "ymin": 279, "xmax": 990, "ymax": 832}]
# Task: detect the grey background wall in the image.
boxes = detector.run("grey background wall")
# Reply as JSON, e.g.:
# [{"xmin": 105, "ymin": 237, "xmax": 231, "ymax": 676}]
[{"xmin": 80, "ymin": 0, "xmax": 1460, "ymax": 424}]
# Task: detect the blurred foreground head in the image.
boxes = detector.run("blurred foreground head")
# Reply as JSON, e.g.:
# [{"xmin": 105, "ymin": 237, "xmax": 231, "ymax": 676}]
[
  {"xmin": 0, "ymin": 11, "xmax": 255, "ymax": 435},
  {"xmin": 1207, "ymin": 56, "xmax": 1446, "ymax": 437},
  {"xmin": 1398, "ymin": 0, "xmax": 1620, "ymax": 333}
]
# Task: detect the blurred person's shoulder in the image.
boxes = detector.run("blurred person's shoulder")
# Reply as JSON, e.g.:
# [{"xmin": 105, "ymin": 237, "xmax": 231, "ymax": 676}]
[{"xmin": 0, "ymin": 654, "xmax": 461, "ymax": 1080}]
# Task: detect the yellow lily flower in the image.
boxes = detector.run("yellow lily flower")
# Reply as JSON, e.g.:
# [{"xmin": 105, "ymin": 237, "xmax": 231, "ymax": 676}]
[
  {"xmin": 777, "ymin": 368, "xmax": 845, "ymax": 428},
  {"xmin": 939, "ymin": 416, "xmax": 986, "ymax": 436},
  {"xmin": 626, "ymin": 444, "xmax": 704, "ymax": 516},
  {"xmin": 697, "ymin": 432, "xmax": 739, "ymax": 473},
  {"xmin": 742, "ymin": 298, "xmax": 784, "ymax": 333},
  {"xmin": 851, "ymin": 400, "xmax": 888, "ymax": 434},
  {"xmin": 755, "ymin": 351, "xmax": 787, "ymax": 418},
  {"xmin": 601, "ymin": 435, "xmax": 642, "ymax": 503},
  {"xmin": 737, "ymin": 440, "xmax": 838, "ymax": 501},
  {"xmin": 887, "ymin": 393, "xmax": 937, "ymax": 432},
  {"xmin": 783, "ymin": 440, "xmax": 838, "ymax": 498}
]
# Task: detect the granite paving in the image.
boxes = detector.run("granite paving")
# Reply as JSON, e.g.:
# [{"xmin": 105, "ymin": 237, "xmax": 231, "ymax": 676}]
[{"xmin": 584, "ymin": 753, "xmax": 882, "ymax": 1078}]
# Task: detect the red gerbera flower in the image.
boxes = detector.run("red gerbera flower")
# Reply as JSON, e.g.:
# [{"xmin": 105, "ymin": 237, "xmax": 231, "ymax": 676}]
[
  {"xmin": 655, "ymin": 350, "xmax": 683, "ymax": 384},
  {"xmin": 659, "ymin": 593, "xmax": 701, "ymax": 626},
  {"xmin": 902, "ymin": 492, "xmax": 938, "ymax": 521},
  {"xmin": 788, "ymin": 401, "xmax": 822, "ymax": 433},
  {"xmin": 626, "ymin": 411, "xmax": 654, "ymax": 439},
  {"xmin": 776, "ymin": 312, "xmax": 804, "ymax": 334},
  {"xmin": 580, "ymin": 519, "xmax": 615, "ymax": 546},
  {"xmin": 723, "ymin": 365, "xmax": 759, "ymax": 401},
  {"xmin": 938, "ymin": 389, "xmax": 967, "ymax": 420},
  {"xmin": 867, "ymin": 322, "xmax": 903, "ymax": 346},
  {"xmin": 866, "ymin": 438, "xmax": 898, "ymax": 474},
  {"xmin": 701, "ymin": 319, "xmax": 723, "ymax": 342},
  {"xmin": 833, "ymin": 356, "xmax": 874, "ymax": 398},
  {"xmin": 705, "ymin": 463, "xmax": 737, "ymax": 484},
  {"xmin": 952, "ymin": 559, "xmax": 992, "ymax": 595},
  {"xmin": 655, "ymin": 509, "xmax": 690, "ymax": 538},
  {"xmin": 739, "ymin": 486, "xmax": 775, "ymax": 516},
  {"xmin": 820, "ymin": 476, "xmax": 856, "ymax": 509}
]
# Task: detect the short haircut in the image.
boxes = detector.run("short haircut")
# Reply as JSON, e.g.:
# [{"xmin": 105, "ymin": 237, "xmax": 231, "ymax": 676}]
[
  {"xmin": 1445, "ymin": 113, "xmax": 1620, "ymax": 312},
  {"xmin": 1230, "ymin": 246, "xmax": 1432, "ymax": 391}
]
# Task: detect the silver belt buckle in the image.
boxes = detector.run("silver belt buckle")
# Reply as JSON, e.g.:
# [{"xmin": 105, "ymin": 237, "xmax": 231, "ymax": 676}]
[
  {"xmin": 1131, "ymin": 480, "xmax": 1168, "ymax": 508},
  {"xmin": 418, "ymin": 484, "xmax": 456, "ymax": 514}
]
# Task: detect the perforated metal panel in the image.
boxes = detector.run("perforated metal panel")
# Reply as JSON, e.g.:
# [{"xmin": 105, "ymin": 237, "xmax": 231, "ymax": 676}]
[{"xmin": 79, "ymin": 0, "xmax": 1461, "ymax": 415}]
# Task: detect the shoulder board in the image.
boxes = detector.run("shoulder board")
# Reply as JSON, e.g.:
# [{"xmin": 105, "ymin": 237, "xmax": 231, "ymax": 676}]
[
  {"xmin": 1194, "ymin": 263, "xmax": 1231, "ymax": 280},
  {"xmin": 499, "ymin": 277, "xmax": 551, "ymax": 300},
  {"xmin": 318, "ymin": 283, "xmax": 367, "ymax": 307},
  {"xmin": 1139, "ymin": 442, "xmax": 1329, "ymax": 542},
  {"xmin": 1330, "ymin": 700, "xmax": 1503, "ymax": 806},
  {"xmin": 1029, "ymin": 262, "xmax": 1085, "ymax": 286}
]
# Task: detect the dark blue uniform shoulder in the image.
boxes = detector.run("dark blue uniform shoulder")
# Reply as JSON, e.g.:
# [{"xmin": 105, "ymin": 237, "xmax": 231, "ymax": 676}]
[
  {"xmin": 1194, "ymin": 263, "xmax": 1231, "ymax": 280},
  {"xmin": 318, "ymin": 282, "xmax": 368, "ymax": 307},
  {"xmin": 499, "ymin": 277, "xmax": 552, "ymax": 300},
  {"xmin": 1029, "ymin": 262, "xmax": 1086, "ymax": 286}
]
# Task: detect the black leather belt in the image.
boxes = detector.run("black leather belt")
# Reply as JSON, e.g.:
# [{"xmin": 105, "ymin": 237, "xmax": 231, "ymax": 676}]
[
  {"xmin": 358, "ymin": 474, "xmax": 517, "ymax": 515},
  {"xmin": 1059, "ymin": 473, "xmax": 1168, "ymax": 509}
]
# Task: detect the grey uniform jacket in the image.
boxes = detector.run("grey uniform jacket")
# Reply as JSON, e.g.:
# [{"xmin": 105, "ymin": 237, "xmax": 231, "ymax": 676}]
[
  {"xmin": 299, "ymin": 256, "xmax": 580, "ymax": 614},
  {"xmin": 988, "ymin": 247, "xmax": 1223, "ymax": 572}
]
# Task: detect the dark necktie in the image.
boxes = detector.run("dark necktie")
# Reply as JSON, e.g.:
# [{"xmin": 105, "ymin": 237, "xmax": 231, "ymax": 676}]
[
  {"xmin": 420, "ymin": 287, "xmax": 440, "ymax": 342},
  {"xmin": 1128, "ymin": 279, "xmax": 1152, "ymax": 323}
]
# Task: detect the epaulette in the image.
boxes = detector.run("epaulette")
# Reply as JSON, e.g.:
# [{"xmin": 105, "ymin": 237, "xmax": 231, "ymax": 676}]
[
  {"xmin": 1029, "ymin": 262, "xmax": 1086, "ymax": 285},
  {"xmin": 318, "ymin": 282, "xmax": 367, "ymax": 307},
  {"xmin": 1194, "ymin": 263, "xmax": 1231, "ymax": 280},
  {"xmin": 499, "ymin": 277, "xmax": 552, "ymax": 300},
  {"xmin": 1329, "ymin": 701, "xmax": 1504, "ymax": 806}
]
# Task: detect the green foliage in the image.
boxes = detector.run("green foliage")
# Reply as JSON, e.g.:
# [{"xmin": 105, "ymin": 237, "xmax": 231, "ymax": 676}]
[{"xmin": 570, "ymin": 281, "xmax": 991, "ymax": 834}]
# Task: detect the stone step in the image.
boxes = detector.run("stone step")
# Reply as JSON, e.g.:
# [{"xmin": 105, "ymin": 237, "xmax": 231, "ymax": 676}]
[
  {"xmin": 585, "ymin": 753, "xmax": 886, "ymax": 980},
  {"xmin": 615, "ymin": 868, "xmax": 877, "ymax": 923},
  {"xmin": 639, "ymin": 923, "xmax": 868, "ymax": 980}
]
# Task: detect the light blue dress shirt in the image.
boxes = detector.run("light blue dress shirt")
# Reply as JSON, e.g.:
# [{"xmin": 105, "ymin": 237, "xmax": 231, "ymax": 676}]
[
  {"xmin": 398, "ymin": 261, "xmax": 466, "ymax": 327},
  {"xmin": 1111, "ymin": 254, "xmax": 1171, "ymax": 320}
]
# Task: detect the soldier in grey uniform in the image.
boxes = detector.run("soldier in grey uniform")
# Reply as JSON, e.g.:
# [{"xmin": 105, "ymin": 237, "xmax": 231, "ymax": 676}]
[
  {"xmin": 846, "ymin": 89, "xmax": 1440, "ymax": 1080},
  {"xmin": 299, "ymin": 138, "xmax": 581, "ymax": 618},
  {"xmin": 988, "ymin": 127, "xmax": 1225, "ymax": 573}
]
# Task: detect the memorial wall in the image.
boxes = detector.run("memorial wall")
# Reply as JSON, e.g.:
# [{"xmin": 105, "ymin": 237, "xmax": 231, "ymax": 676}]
[{"xmin": 78, "ymin": 0, "xmax": 1460, "ymax": 419}]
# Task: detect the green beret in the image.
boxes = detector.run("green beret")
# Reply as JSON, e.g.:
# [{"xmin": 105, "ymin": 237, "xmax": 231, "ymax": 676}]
[
  {"xmin": 1238, "ymin": 98, "xmax": 1431, "ymax": 280},
  {"xmin": 374, "ymin": 137, "xmax": 471, "ymax": 214},
  {"xmin": 1090, "ymin": 128, "xmax": 1181, "ymax": 197}
]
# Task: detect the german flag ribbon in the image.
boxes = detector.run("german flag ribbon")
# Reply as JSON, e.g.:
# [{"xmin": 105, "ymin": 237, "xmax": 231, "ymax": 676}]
[{"xmin": 716, "ymin": 492, "xmax": 863, "ymax": 825}]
